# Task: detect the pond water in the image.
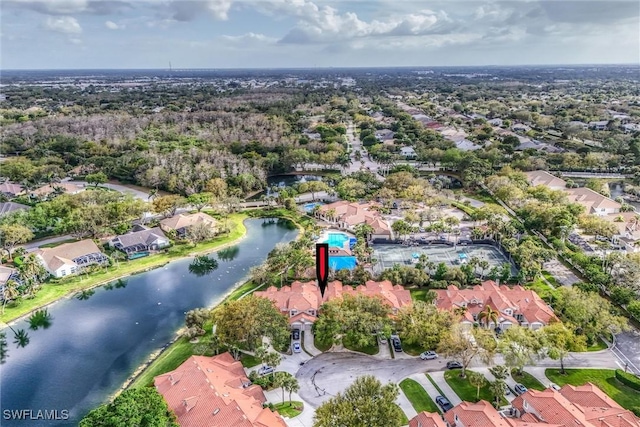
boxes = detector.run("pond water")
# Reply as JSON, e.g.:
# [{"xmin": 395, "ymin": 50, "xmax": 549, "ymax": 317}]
[
  {"xmin": 0, "ymin": 219, "xmax": 298, "ymax": 426},
  {"xmin": 609, "ymin": 182, "xmax": 640, "ymax": 211},
  {"xmin": 248, "ymin": 174, "xmax": 326, "ymax": 200}
]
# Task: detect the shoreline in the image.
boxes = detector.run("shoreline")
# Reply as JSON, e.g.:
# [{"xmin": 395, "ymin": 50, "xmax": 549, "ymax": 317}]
[{"xmin": 0, "ymin": 214, "xmax": 249, "ymax": 327}]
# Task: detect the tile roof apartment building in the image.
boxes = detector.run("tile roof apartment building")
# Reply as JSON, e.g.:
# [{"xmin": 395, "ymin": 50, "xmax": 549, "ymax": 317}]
[
  {"xmin": 315, "ymin": 201, "xmax": 392, "ymax": 240},
  {"xmin": 155, "ymin": 352, "xmax": 286, "ymax": 427},
  {"xmin": 255, "ymin": 280, "xmax": 412, "ymax": 329},
  {"xmin": 409, "ymin": 383, "xmax": 639, "ymax": 427},
  {"xmin": 434, "ymin": 280, "xmax": 557, "ymax": 330}
]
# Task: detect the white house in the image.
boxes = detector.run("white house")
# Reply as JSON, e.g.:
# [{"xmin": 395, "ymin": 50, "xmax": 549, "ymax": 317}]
[
  {"xmin": 34, "ymin": 240, "xmax": 109, "ymax": 278},
  {"xmin": 400, "ymin": 146, "xmax": 417, "ymax": 158}
]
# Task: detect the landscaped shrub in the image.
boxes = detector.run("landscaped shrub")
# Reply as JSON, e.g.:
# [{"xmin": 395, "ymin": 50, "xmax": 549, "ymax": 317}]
[
  {"xmin": 574, "ymin": 282, "xmax": 599, "ymax": 293},
  {"xmin": 627, "ymin": 301, "xmax": 640, "ymax": 320},
  {"xmin": 615, "ymin": 369, "xmax": 640, "ymax": 391},
  {"xmin": 610, "ymin": 286, "xmax": 636, "ymax": 306},
  {"xmin": 632, "ymin": 407, "xmax": 640, "ymax": 417}
]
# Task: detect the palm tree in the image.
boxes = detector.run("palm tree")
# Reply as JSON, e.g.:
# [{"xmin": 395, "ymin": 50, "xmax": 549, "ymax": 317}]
[
  {"xmin": 468, "ymin": 371, "xmax": 487, "ymax": 400},
  {"xmin": 2, "ymin": 279, "xmax": 20, "ymax": 314},
  {"xmin": 283, "ymin": 375, "xmax": 300, "ymax": 404},
  {"xmin": 478, "ymin": 260, "xmax": 490, "ymax": 279},
  {"xmin": 477, "ymin": 305, "xmax": 500, "ymax": 329}
]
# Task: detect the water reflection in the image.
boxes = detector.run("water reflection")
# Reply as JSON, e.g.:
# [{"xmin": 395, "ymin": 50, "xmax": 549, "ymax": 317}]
[
  {"xmin": 188, "ymin": 255, "xmax": 219, "ymax": 277},
  {"xmin": 217, "ymin": 246, "xmax": 240, "ymax": 262}
]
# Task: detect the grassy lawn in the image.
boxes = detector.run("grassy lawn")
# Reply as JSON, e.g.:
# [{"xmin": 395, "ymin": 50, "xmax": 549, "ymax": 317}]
[
  {"xmin": 410, "ymin": 289, "xmax": 435, "ymax": 303},
  {"xmin": 541, "ymin": 271, "xmax": 560, "ymax": 286},
  {"xmin": 343, "ymin": 336, "xmax": 379, "ymax": 355},
  {"xmin": 274, "ymin": 401, "xmax": 303, "ymax": 418},
  {"xmin": 512, "ymin": 369, "xmax": 545, "ymax": 391},
  {"xmin": 399, "ymin": 378, "xmax": 440, "ymax": 414},
  {"xmin": 401, "ymin": 340, "xmax": 426, "ymax": 357},
  {"xmin": 545, "ymin": 369, "xmax": 640, "ymax": 410},
  {"xmin": 240, "ymin": 353, "xmax": 261, "ymax": 368},
  {"xmin": 525, "ymin": 277, "xmax": 560, "ymax": 303},
  {"xmin": 1, "ymin": 213, "xmax": 247, "ymax": 324},
  {"xmin": 586, "ymin": 336, "xmax": 608, "ymax": 352},
  {"xmin": 131, "ymin": 336, "xmax": 194, "ymax": 388},
  {"xmin": 444, "ymin": 370, "xmax": 508, "ymax": 406}
]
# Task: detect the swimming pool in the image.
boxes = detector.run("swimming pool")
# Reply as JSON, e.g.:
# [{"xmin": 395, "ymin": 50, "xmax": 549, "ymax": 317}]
[
  {"xmin": 324, "ymin": 232, "xmax": 350, "ymax": 248},
  {"xmin": 303, "ymin": 202, "xmax": 325, "ymax": 212},
  {"xmin": 330, "ymin": 256, "xmax": 357, "ymax": 270}
]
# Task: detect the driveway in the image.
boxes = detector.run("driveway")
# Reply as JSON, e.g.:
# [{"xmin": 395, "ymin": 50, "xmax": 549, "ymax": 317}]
[
  {"xmin": 295, "ymin": 352, "xmax": 445, "ymax": 409},
  {"xmin": 428, "ymin": 371, "xmax": 462, "ymax": 406},
  {"xmin": 408, "ymin": 373, "xmax": 445, "ymax": 412}
]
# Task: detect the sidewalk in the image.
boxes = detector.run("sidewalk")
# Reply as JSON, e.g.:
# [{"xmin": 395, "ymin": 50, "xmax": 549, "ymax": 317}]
[
  {"xmin": 428, "ymin": 371, "xmax": 462, "ymax": 406},
  {"xmin": 524, "ymin": 367, "xmax": 553, "ymax": 388},
  {"xmin": 397, "ymin": 388, "xmax": 418, "ymax": 419}
]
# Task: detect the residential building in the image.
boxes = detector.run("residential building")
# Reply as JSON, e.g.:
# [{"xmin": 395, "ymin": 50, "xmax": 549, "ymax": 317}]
[
  {"xmin": 155, "ymin": 352, "xmax": 286, "ymax": 427},
  {"xmin": 409, "ymin": 411, "xmax": 447, "ymax": 427},
  {"xmin": 110, "ymin": 227, "xmax": 170, "ymax": 255},
  {"xmin": 0, "ymin": 181, "xmax": 23, "ymax": 198},
  {"xmin": 401, "ymin": 146, "xmax": 417, "ymax": 158},
  {"xmin": 488, "ymin": 118, "xmax": 503, "ymax": 126},
  {"xmin": 426, "ymin": 384, "xmax": 640, "ymax": 427},
  {"xmin": 0, "ymin": 265, "xmax": 21, "ymax": 295},
  {"xmin": 602, "ymin": 212, "xmax": 640, "ymax": 252},
  {"xmin": 34, "ymin": 239, "xmax": 109, "ymax": 278},
  {"xmin": 316, "ymin": 201, "xmax": 392, "ymax": 240},
  {"xmin": 375, "ymin": 129, "xmax": 395, "ymax": 141},
  {"xmin": 622, "ymin": 123, "xmax": 640, "ymax": 133},
  {"xmin": 255, "ymin": 280, "xmax": 412, "ymax": 328},
  {"xmin": 31, "ymin": 183, "xmax": 84, "ymax": 198},
  {"xmin": 434, "ymin": 280, "xmax": 557, "ymax": 330},
  {"xmin": 160, "ymin": 212, "xmax": 217, "ymax": 238},
  {"xmin": 511, "ymin": 383, "xmax": 640, "ymax": 427},
  {"xmin": 512, "ymin": 123, "xmax": 531, "ymax": 133},
  {"xmin": 0, "ymin": 202, "xmax": 30, "ymax": 217},
  {"xmin": 568, "ymin": 120, "xmax": 588, "ymax": 129},
  {"xmin": 524, "ymin": 171, "xmax": 568, "ymax": 191},
  {"xmin": 588, "ymin": 120, "xmax": 609, "ymax": 131},
  {"xmin": 565, "ymin": 187, "xmax": 622, "ymax": 216}
]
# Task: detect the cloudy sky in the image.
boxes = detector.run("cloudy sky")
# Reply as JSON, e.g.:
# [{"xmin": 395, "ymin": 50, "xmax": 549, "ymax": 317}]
[{"xmin": 1, "ymin": 0, "xmax": 639, "ymax": 69}]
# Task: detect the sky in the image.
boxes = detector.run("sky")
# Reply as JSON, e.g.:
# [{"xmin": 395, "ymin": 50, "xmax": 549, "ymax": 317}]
[{"xmin": 1, "ymin": 0, "xmax": 639, "ymax": 69}]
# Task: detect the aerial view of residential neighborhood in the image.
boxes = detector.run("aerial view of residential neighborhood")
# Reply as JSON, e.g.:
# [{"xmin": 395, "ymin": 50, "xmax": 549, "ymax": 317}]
[{"xmin": 1, "ymin": 1, "xmax": 639, "ymax": 426}]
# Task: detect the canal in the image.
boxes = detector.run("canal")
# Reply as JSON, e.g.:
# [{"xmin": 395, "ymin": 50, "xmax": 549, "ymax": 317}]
[{"xmin": 0, "ymin": 218, "xmax": 298, "ymax": 426}]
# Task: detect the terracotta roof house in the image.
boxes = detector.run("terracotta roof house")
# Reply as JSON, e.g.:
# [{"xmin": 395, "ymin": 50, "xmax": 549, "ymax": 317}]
[
  {"xmin": 409, "ymin": 411, "xmax": 447, "ymax": 427},
  {"xmin": 316, "ymin": 201, "xmax": 392, "ymax": 240},
  {"xmin": 416, "ymin": 384, "xmax": 639, "ymax": 427},
  {"xmin": 565, "ymin": 187, "xmax": 622, "ymax": 216},
  {"xmin": 434, "ymin": 280, "xmax": 557, "ymax": 330},
  {"xmin": 34, "ymin": 239, "xmax": 108, "ymax": 278},
  {"xmin": 110, "ymin": 227, "xmax": 170, "ymax": 255},
  {"xmin": 31, "ymin": 183, "xmax": 84, "ymax": 198},
  {"xmin": 602, "ymin": 212, "xmax": 640, "ymax": 252},
  {"xmin": 160, "ymin": 212, "xmax": 217, "ymax": 238},
  {"xmin": 0, "ymin": 202, "xmax": 30, "ymax": 217},
  {"xmin": 511, "ymin": 383, "xmax": 640, "ymax": 427},
  {"xmin": 155, "ymin": 353, "xmax": 286, "ymax": 427},
  {"xmin": 0, "ymin": 181, "xmax": 24, "ymax": 198},
  {"xmin": 255, "ymin": 280, "xmax": 412, "ymax": 328},
  {"xmin": 445, "ymin": 400, "xmax": 514, "ymax": 427},
  {"xmin": 524, "ymin": 171, "xmax": 568, "ymax": 191}
]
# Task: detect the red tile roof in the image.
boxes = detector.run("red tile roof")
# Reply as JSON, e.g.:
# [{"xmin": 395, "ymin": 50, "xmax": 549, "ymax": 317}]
[
  {"xmin": 435, "ymin": 281, "xmax": 557, "ymax": 327},
  {"xmin": 444, "ymin": 400, "xmax": 513, "ymax": 427},
  {"xmin": 255, "ymin": 280, "xmax": 412, "ymax": 324},
  {"xmin": 154, "ymin": 353, "xmax": 286, "ymax": 427},
  {"xmin": 409, "ymin": 411, "xmax": 447, "ymax": 427}
]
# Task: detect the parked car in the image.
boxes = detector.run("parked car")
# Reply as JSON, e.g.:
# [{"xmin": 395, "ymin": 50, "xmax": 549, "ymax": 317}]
[
  {"xmin": 435, "ymin": 396, "xmax": 453, "ymax": 412},
  {"xmin": 257, "ymin": 366, "xmax": 275, "ymax": 376},
  {"xmin": 550, "ymin": 383, "xmax": 561, "ymax": 391},
  {"xmin": 391, "ymin": 337, "xmax": 402, "ymax": 352},
  {"xmin": 446, "ymin": 361, "xmax": 462, "ymax": 369},
  {"xmin": 420, "ymin": 351, "xmax": 438, "ymax": 360},
  {"xmin": 291, "ymin": 329, "xmax": 300, "ymax": 340},
  {"xmin": 514, "ymin": 384, "xmax": 528, "ymax": 395},
  {"xmin": 292, "ymin": 342, "xmax": 301, "ymax": 353}
]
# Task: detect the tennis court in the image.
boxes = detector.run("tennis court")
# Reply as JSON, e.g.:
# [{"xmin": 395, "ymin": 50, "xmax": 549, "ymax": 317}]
[{"xmin": 372, "ymin": 244, "xmax": 515, "ymax": 275}]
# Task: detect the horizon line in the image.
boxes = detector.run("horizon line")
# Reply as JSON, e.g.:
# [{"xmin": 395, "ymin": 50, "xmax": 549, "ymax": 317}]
[{"xmin": 1, "ymin": 63, "xmax": 639, "ymax": 72}]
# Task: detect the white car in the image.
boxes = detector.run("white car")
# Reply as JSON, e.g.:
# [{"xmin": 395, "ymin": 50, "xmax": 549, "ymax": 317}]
[
  {"xmin": 293, "ymin": 342, "xmax": 301, "ymax": 353},
  {"xmin": 257, "ymin": 366, "xmax": 275, "ymax": 376},
  {"xmin": 420, "ymin": 351, "xmax": 438, "ymax": 360}
]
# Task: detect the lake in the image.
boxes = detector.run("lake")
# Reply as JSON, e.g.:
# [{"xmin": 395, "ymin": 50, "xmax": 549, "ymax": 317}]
[{"xmin": 0, "ymin": 218, "xmax": 298, "ymax": 426}]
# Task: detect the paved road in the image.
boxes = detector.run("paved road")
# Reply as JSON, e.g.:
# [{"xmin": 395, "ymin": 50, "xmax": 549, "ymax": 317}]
[
  {"xmin": 296, "ymin": 352, "xmax": 444, "ymax": 409},
  {"xmin": 264, "ymin": 389, "xmax": 315, "ymax": 427},
  {"xmin": 397, "ymin": 389, "xmax": 418, "ymax": 419},
  {"xmin": 612, "ymin": 330, "xmax": 640, "ymax": 375},
  {"xmin": 68, "ymin": 180, "xmax": 153, "ymax": 201}
]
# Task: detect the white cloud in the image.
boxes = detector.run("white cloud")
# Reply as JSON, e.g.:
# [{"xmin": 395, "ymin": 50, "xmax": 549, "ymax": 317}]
[
  {"xmin": 44, "ymin": 16, "xmax": 82, "ymax": 34},
  {"xmin": 105, "ymin": 20, "xmax": 120, "ymax": 30},
  {"xmin": 221, "ymin": 32, "xmax": 275, "ymax": 43}
]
